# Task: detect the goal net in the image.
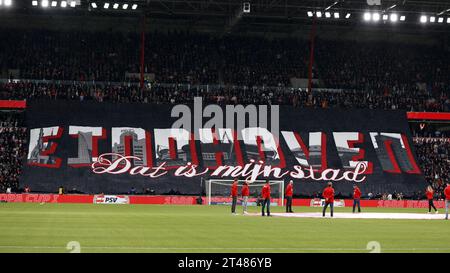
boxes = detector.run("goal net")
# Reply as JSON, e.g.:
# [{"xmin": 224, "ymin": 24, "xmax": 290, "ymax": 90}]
[{"xmin": 205, "ymin": 179, "xmax": 284, "ymax": 207}]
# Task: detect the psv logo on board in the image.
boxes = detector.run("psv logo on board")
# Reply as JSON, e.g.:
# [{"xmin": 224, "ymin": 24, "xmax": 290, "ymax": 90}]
[{"xmin": 94, "ymin": 195, "xmax": 129, "ymax": 204}]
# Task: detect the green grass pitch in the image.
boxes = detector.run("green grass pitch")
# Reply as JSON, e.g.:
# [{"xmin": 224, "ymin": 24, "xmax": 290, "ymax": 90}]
[{"xmin": 0, "ymin": 203, "xmax": 449, "ymax": 253}]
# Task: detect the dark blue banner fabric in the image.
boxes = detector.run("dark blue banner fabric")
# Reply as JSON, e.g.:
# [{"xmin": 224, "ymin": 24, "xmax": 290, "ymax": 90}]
[{"xmin": 21, "ymin": 100, "xmax": 426, "ymax": 196}]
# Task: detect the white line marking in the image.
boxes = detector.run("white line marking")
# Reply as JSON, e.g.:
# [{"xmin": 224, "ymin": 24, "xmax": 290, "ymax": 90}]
[{"xmin": 1, "ymin": 246, "xmax": 450, "ymax": 251}]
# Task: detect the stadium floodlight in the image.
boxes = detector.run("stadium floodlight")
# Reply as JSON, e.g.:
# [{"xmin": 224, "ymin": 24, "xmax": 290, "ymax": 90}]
[
  {"xmin": 430, "ymin": 16, "xmax": 436, "ymax": 23},
  {"xmin": 345, "ymin": 13, "xmax": 351, "ymax": 18},
  {"xmin": 382, "ymin": 14, "xmax": 388, "ymax": 21},
  {"xmin": 61, "ymin": 0, "xmax": 67, "ymax": 7},
  {"xmin": 113, "ymin": 3, "xmax": 118, "ymax": 9},
  {"xmin": 103, "ymin": 2, "xmax": 109, "ymax": 9},
  {"xmin": 363, "ymin": 12, "xmax": 371, "ymax": 21},
  {"xmin": 32, "ymin": 0, "xmax": 38, "ymax": 6},
  {"xmin": 447, "ymin": 18, "xmax": 450, "ymax": 24},
  {"xmin": 390, "ymin": 14, "xmax": 398, "ymax": 22},
  {"xmin": 41, "ymin": 0, "xmax": 49, "ymax": 7},
  {"xmin": 51, "ymin": 1, "xmax": 57, "ymax": 7},
  {"xmin": 438, "ymin": 17, "xmax": 444, "ymax": 23},
  {"xmin": 420, "ymin": 15, "xmax": 427, "ymax": 23},
  {"xmin": 91, "ymin": 2, "xmax": 97, "ymax": 8},
  {"xmin": 334, "ymin": 12, "xmax": 339, "ymax": 19},
  {"xmin": 4, "ymin": 0, "xmax": 11, "ymax": 6},
  {"xmin": 325, "ymin": 12, "xmax": 331, "ymax": 18},
  {"xmin": 400, "ymin": 15, "xmax": 405, "ymax": 21},
  {"xmin": 307, "ymin": 11, "xmax": 314, "ymax": 17},
  {"xmin": 372, "ymin": 12, "xmax": 380, "ymax": 21},
  {"xmin": 69, "ymin": 1, "xmax": 75, "ymax": 7},
  {"xmin": 316, "ymin": 11, "xmax": 322, "ymax": 18},
  {"xmin": 122, "ymin": 3, "xmax": 128, "ymax": 9},
  {"xmin": 131, "ymin": 4, "xmax": 137, "ymax": 9}
]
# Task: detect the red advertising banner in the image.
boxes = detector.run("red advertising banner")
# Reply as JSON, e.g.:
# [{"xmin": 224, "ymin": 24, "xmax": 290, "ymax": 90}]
[{"xmin": 0, "ymin": 194, "xmax": 446, "ymax": 208}]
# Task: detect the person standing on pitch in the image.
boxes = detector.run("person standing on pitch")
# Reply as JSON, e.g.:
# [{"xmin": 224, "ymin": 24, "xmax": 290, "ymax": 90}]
[
  {"xmin": 322, "ymin": 182, "xmax": 335, "ymax": 217},
  {"xmin": 426, "ymin": 186, "xmax": 438, "ymax": 214},
  {"xmin": 352, "ymin": 184, "xmax": 362, "ymax": 213},
  {"xmin": 261, "ymin": 181, "xmax": 271, "ymax": 217},
  {"xmin": 241, "ymin": 181, "xmax": 250, "ymax": 214},
  {"xmin": 285, "ymin": 180, "xmax": 294, "ymax": 213},
  {"xmin": 231, "ymin": 179, "xmax": 238, "ymax": 215},
  {"xmin": 445, "ymin": 182, "xmax": 450, "ymax": 220}
]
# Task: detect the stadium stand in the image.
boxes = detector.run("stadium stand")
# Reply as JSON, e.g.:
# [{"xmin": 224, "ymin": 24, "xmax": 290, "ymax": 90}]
[
  {"xmin": 0, "ymin": 30, "xmax": 449, "ymax": 197},
  {"xmin": 0, "ymin": 82, "xmax": 448, "ymax": 112},
  {"xmin": 0, "ymin": 112, "xmax": 27, "ymax": 193}
]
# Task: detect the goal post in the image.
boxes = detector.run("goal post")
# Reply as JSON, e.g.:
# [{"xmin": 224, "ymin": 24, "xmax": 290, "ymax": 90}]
[{"xmin": 205, "ymin": 179, "xmax": 285, "ymax": 207}]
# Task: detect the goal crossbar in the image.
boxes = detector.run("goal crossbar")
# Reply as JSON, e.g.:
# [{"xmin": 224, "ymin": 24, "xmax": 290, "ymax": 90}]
[{"xmin": 205, "ymin": 179, "xmax": 285, "ymax": 206}]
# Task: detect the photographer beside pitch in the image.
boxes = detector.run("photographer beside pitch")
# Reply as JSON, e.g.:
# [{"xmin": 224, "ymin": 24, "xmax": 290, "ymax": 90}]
[{"xmin": 322, "ymin": 182, "xmax": 335, "ymax": 217}]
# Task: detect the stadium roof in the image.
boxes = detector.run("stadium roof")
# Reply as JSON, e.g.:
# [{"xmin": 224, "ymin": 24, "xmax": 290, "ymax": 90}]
[{"xmin": 3, "ymin": 0, "xmax": 450, "ymax": 34}]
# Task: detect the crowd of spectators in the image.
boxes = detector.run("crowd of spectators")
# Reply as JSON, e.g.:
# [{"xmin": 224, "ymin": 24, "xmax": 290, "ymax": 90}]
[
  {"xmin": 0, "ymin": 112, "xmax": 27, "ymax": 193},
  {"xmin": 414, "ymin": 137, "xmax": 450, "ymax": 200},
  {"xmin": 2, "ymin": 29, "xmax": 449, "ymax": 94},
  {"xmin": 0, "ymin": 81, "xmax": 449, "ymax": 112}
]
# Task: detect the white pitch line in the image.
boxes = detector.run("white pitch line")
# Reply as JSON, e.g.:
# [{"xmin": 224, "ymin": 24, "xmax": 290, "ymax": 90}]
[
  {"xmin": 1, "ymin": 246, "xmax": 450, "ymax": 251},
  {"xmin": 247, "ymin": 212, "xmax": 447, "ymax": 220}
]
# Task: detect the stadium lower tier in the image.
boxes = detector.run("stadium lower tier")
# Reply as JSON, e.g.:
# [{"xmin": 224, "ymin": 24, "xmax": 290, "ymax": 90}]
[{"xmin": 0, "ymin": 193, "xmax": 447, "ymax": 209}]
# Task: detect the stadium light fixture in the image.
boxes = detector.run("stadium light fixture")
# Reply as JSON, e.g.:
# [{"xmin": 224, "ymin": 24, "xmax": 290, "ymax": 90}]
[
  {"xmin": 334, "ymin": 12, "xmax": 339, "ymax": 19},
  {"xmin": 430, "ymin": 16, "xmax": 436, "ymax": 23},
  {"xmin": 113, "ymin": 3, "xmax": 118, "ymax": 9},
  {"xmin": 325, "ymin": 1, "xmax": 338, "ymax": 11},
  {"xmin": 400, "ymin": 15, "xmax": 405, "ymax": 21},
  {"xmin": 438, "ymin": 17, "xmax": 444, "ymax": 23},
  {"xmin": 41, "ymin": 0, "xmax": 49, "ymax": 7},
  {"xmin": 91, "ymin": 2, "xmax": 97, "ymax": 8},
  {"xmin": 122, "ymin": 3, "xmax": 128, "ymax": 9},
  {"xmin": 390, "ymin": 14, "xmax": 398, "ymax": 22},
  {"xmin": 420, "ymin": 15, "xmax": 427, "ymax": 23},
  {"xmin": 316, "ymin": 11, "xmax": 322, "ymax": 18},
  {"xmin": 307, "ymin": 11, "xmax": 313, "ymax": 17},
  {"xmin": 387, "ymin": 4, "xmax": 397, "ymax": 10},
  {"xmin": 61, "ymin": 0, "xmax": 67, "ymax": 7},
  {"xmin": 4, "ymin": 0, "xmax": 11, "ymax": 6},
  {"xmin": 345, "ymin": 13, "xmax": 351, "ymax": 19},
  {"xmin": 363, "ymin": 12, "xmax": 371, "ymax": 21},
  {"xmin": 32, "ymin": 0, "xmax": 38, "ymax": 6},
  {"xmin": 372, "ymin": 12, "xmax": 380, "ymax": 21},
  {"xmin": 103, "ymin": 2, "xmax": 109, "ymax": 9},
  {"xmin": 69, "ymin": 1, "xmax": 75, "ymax": 7},
  {"xmin": 131, "ymin": 4, "xmax": 137, "ymax": 10},
  {"xmin": 382, "ymin": 14, "xmax": 388, "ymax": 21},
  {"xmin": 51, "ymin": 1, "xmax": 57, "ymax": 7},
  {"xmin": 447, "ymin": 18, "xmax": 450, "ymax": 23},
  {"xmin": 325, "ymin": 12, "xmax": 331, "ymax": 18}
]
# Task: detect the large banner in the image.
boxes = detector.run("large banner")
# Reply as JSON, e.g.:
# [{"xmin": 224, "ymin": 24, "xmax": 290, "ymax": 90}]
[{"xmin": 21, "ymin": 100, "xmax": 426, "ymax": 196}]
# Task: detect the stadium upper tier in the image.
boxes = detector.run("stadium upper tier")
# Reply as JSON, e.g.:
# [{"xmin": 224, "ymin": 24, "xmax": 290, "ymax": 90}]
[
  {"xmin": 0, "ymin": 82, "xmax": 448, "ymax": 112},
  {"xmin": 0, "ymin": 30, "xmax": 449, "ymax": 89}
]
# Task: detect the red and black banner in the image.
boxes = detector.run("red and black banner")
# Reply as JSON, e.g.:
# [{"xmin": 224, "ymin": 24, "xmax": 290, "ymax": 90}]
[{"xmin": 21, "ymin": 100, "xmax": 426, "ymax": 196}]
